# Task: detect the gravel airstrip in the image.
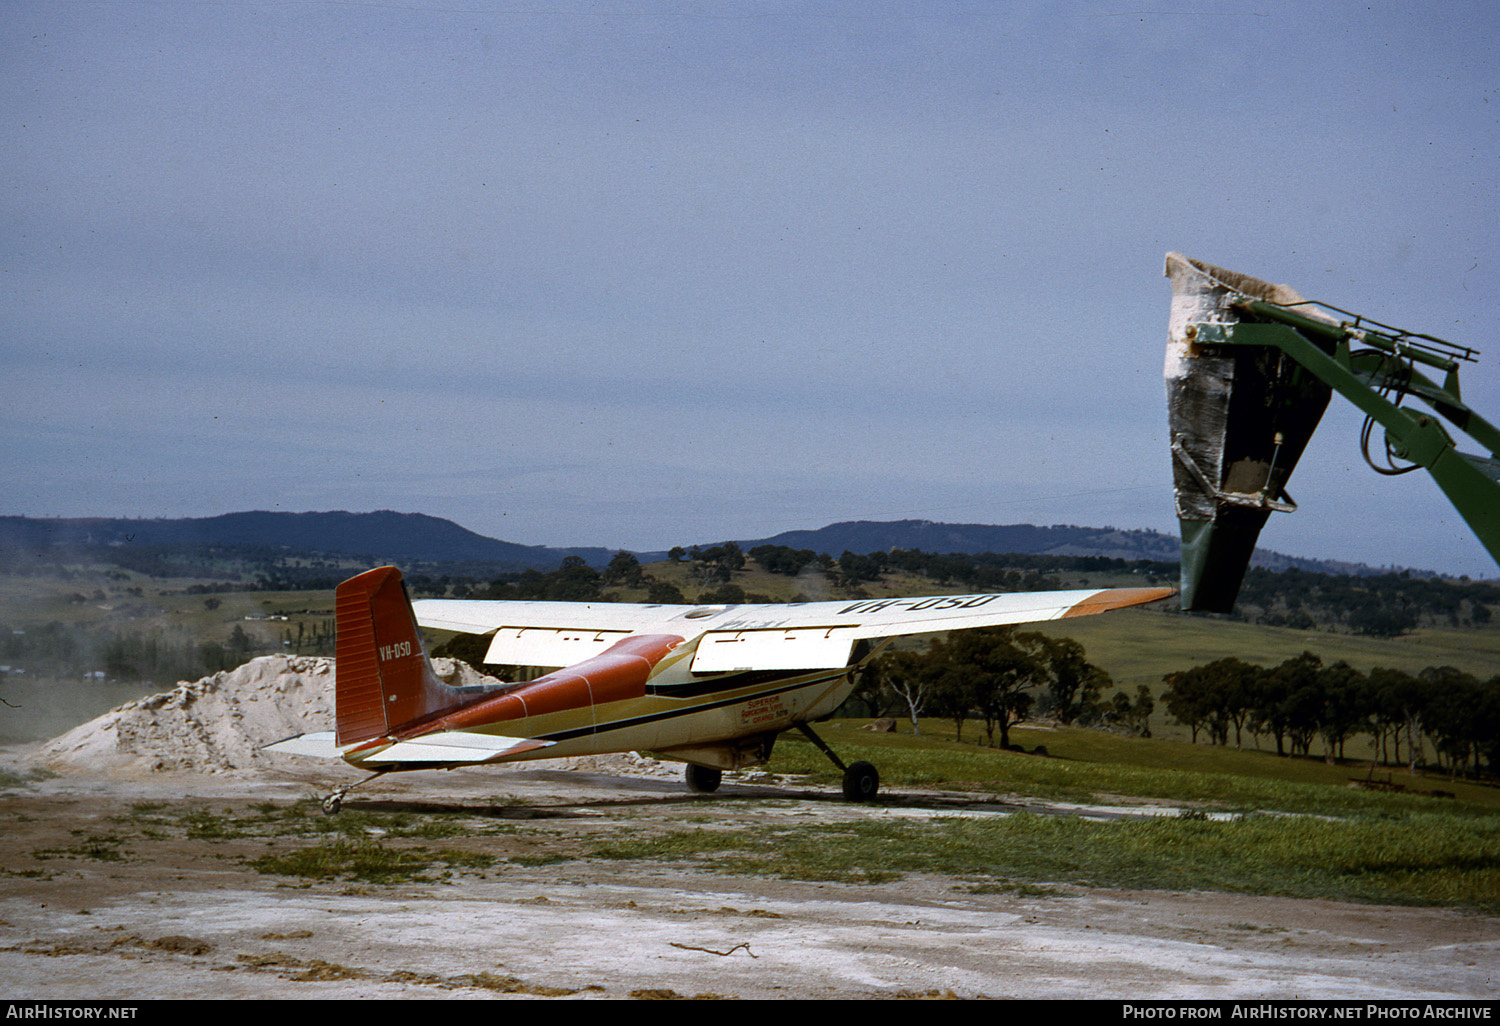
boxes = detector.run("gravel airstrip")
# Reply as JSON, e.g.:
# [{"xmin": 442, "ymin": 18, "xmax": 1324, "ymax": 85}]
[{"xmin": 0, "ymin": 656, "xmax": 1495, "ymax": 1001}]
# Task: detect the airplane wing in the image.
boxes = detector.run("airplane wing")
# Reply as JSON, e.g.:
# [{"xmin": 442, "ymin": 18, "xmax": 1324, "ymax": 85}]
[{"xmin": 413, "ymin": 586, "xmax": 1173, "ymax": 671}]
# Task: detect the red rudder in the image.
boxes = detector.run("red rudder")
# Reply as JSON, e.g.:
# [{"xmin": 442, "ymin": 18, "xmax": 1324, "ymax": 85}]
[{"xmin": 334, "ymin": 566, "xmax": 451, "ymax": 746}]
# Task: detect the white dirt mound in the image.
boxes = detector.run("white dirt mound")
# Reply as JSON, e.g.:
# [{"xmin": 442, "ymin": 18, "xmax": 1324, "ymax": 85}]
[
  {"xmin": 26, "ymin": 655, "xmax": 674, "ymax": 780},
  {"xmin": 31, "ymin": 655, "xmax": 338, "ymax": 776}
]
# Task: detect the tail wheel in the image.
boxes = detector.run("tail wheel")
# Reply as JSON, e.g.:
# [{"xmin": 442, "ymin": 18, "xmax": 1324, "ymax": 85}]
[
  {"xmin": 685, "ymin": 764, "xmax": 722, "ymax": 793},
  {"xmin": 841, "ymin": 761, "xmax": 879, "ymax": 801}
]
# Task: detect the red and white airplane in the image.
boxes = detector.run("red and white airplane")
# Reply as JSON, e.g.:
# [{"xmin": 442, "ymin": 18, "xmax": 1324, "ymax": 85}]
[{"xmin": 268, "ymin": 565, "xmax": 1172, "ymax": 811}]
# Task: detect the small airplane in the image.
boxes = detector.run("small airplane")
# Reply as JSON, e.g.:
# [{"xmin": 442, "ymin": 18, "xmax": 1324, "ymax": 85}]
[{"xmin": 267, "ymin": 565, "xmax": 1172, "ymax": 812}]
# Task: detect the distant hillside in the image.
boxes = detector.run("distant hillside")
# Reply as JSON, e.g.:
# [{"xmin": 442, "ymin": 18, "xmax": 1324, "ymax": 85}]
[
  {"xmin": 0, "ymin": 512, "xmax": 611, "ymax": 572},
  {"xmin": 741, "ymin": 521, "xmax": 1179, "ymax": 562},
  {"xmin": 687, "ymin": 520, "xmax": 1380, "ymax": 576},
  {"xmin": 2, "ymin": 511, "xmax": 1387, "ymax": 578}
]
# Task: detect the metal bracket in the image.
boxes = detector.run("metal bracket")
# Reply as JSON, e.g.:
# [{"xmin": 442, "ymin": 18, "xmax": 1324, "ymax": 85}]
[{"xmin": 1171, "ymin": 437, "xmax": 1297, "ymax": 513}]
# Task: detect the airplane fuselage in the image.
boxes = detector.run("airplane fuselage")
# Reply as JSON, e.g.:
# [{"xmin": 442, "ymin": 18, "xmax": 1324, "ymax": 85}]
[{"xmin": 341, "ymin": 626, "xmax": 867, "ymax": 772}]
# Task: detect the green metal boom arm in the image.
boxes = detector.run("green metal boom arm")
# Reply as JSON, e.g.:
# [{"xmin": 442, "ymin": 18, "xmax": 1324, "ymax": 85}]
[{"xmin": 1188, "ymin": 302, "xmax": 1500, "ymax": 567}]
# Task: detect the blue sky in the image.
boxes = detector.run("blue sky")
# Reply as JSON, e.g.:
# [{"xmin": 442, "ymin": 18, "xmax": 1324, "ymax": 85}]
[{"xmin": 3, "ymin": 1, "xmax": 1495, "ymax": 575}]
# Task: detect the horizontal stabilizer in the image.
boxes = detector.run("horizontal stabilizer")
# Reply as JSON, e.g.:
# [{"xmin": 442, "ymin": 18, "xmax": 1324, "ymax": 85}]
[
  {"xmin": 262, "ymin": 732, "xmax": 348, "ymax": 759},
  {"xmin": 364, "ymin": 732, "xmax": 554, "ymax": 765}
]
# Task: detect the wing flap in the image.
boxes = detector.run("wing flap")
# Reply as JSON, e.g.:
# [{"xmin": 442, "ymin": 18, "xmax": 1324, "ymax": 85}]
[
  {"xmin": 483, "ymin": 627, "xmax": 634, "ymax": 667},
  {"xmin": 691, "ymin": 627, "xmax": 861, "ymax": 672},
  {"xmin": 261, "ymin": 730, "xmax": 553, "ymax": 765}
]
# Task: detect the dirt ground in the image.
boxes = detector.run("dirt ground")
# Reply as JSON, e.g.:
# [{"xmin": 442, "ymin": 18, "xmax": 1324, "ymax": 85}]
[{"xmin": 1, "ymin": 750, "xmax": 1497, "ymax": 1002}]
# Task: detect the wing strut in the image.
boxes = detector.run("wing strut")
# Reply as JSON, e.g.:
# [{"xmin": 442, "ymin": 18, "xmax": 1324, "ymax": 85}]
[
  {"xmin": 794, "ymin": 722, "xmax": 879, "ymax": 801},
  {"xmin": 794, "ymin": 722, "xmax": 848, "ymax": 771}
]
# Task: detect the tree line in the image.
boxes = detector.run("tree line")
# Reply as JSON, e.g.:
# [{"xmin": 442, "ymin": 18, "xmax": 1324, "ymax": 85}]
[
  {"xmin": 1160, "ymin": 654, "xmax": 1500, "ymax": 779},
  {"xmin": 461, "ymin": 543, "xmax": 1153, "ymax": 606},
  {"xmin": 861, "ymin": 628, "xmax": 1152, "ymax": 748},
  {"xmin": 864, "ymin": 633, "xmax": 1500, "ymax": 781},
  {"xmin": 1230, "ymin": 566, "xmax": 1498, "ymax": 635}
]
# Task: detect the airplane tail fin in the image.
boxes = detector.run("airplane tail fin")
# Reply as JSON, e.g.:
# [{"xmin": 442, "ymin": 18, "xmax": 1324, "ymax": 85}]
[{"xmin": 333, "ymin": 566, "xmax": 460, "ymax": 746}]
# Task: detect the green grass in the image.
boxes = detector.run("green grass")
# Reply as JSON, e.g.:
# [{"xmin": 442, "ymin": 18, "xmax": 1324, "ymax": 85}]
[
  {"xmin": 664, "ymin": 719, "xmax": 1500, "ymax": 910},
  {"xmin": 53, "ymin": 800, "xmax": 518, "ymax": 885},
  {"xmin": 34, "ymin": 832, "xmax": 132, "ymax": 862},
  {"xmin": 588, "ymin": 811, "xmax": 1500, "ymax": 912},
  {"xmin": 771, "ymin": 723, "xmax": 1500, "ymax": 814},
  {"xmin": 248, "ymin": 836, "xmax": 495, "ymax": 884},
  {"xmin": 23, "ymin": 735, "xmax": 1495, "ymax": 911}
]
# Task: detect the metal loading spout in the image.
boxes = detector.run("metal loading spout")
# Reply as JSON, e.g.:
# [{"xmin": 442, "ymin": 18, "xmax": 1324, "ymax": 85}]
[{"xmin": 1164, "ymin": 254, "xmax": 1333, "ymax": 612}]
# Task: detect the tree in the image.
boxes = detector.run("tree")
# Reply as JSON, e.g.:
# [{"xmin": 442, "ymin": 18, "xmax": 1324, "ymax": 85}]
[
  {"xmin": 946, "ymin": 627, "xmax": 1051, "ymax": 749},
  {"xmin": 1245, "ymin": 652, "xmax": 1321, "ymax": 757},
  {"xmin": 836, "ymin": 551, "xmax": 884, "ymax": 587},
  {"xmin": 1163, "ymin": 658, "xmax": 1245, "ymax": 745},
  {"xmin": 1477, "ymin": 676, "xmax": 1500, "ymax": 778},
  {"xmin": 929, "ymin": 656, "xmax": 984, "ymax": 742},
  {"xmin": 1314, "ymin": 661, "xmax": 1368, "ymax": 763},
  {"xmin": 1040, "ymin": 635, "xmax": 1110, "ymax": 726},
  {"xmin": 880, "ymin": 648, "xmax": 934, "ymax": 735},
  {"xmin": 696, "ymin": 542, "xmax": 745, "ymax": 573},
  {"xmin": 548, "ymin": 556, "xmax": 602, "ymax": 601},
  {"xmin": 1421, "ymin": 666, "xmax": 1483, "ymax": 778},
  {"xmin": 1273, "ymin": 652, "xmax": 1325, "ymax": 757},
  {"xmin": 1368, "ymin": 666, "xmax": 1427, "ymax": 774},
  {"xmin": 749, "ymin": 545, "xmax": 819, "ymax": 576},
  {"xmin": 1119, "ymin": 684, "xmax": 1155, "ymax": 737},
  {"xmin": 699, "ymin": 582, "xmax": 746, "ymax": 605},
  {"xmin": 646, "ymin": 580, "xmax": 686, "ymax": 604},
  {"xmin": 687, "ymin": 542, "xmax": 745, "ymax": 593},
  {"xmin": 603, "ymin": 552, "xmax": 643, "ymax": 588},
  {"xmin": 228, "ymin": 623, "xmax": 253, "ymax": 656}
]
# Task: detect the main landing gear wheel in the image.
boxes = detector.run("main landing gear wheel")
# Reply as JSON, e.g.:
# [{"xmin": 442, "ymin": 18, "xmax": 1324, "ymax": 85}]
[
  {"xmin": 841, "ymin": 761, "xmax": 879, "ymax": 802},
  {"xmin": 685, "ymin": 764, "xmax": 722, "ymax": 793},
  {"xmin": 794, "ymin": 723, "xmax": 882, "ymax": 803}
]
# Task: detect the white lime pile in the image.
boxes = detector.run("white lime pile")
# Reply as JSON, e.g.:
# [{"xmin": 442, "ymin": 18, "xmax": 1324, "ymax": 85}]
[{"xmin": 28, "ymin": 654, "xmax": 501, "ymax": 776}]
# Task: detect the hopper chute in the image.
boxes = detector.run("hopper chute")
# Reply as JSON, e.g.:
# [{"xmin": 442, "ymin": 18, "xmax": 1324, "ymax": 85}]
[
  {"xmin": 1165, "ymin": 254, "xmax": 1333, "ymax": 612},
  {"xmin": 1164, "ymin": 253, "xmax": 1500, "ymax": 613}
]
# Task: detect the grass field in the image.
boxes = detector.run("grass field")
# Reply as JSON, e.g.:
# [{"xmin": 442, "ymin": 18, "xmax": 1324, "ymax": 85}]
[
  {"xmin": 720, "ymin": 719, "xmax": 1500, "ymax": 911},
  {"xmin": 780, "ymin": 719, "xmax": 1500, "ymax": 811},
  {"xmin": 590, "ymin": 805, "xmax": 1500, "ymax": 911},
  {"xmin": 1031, "ymin": 605, "xmax": 1500, "ymax": 687}
]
